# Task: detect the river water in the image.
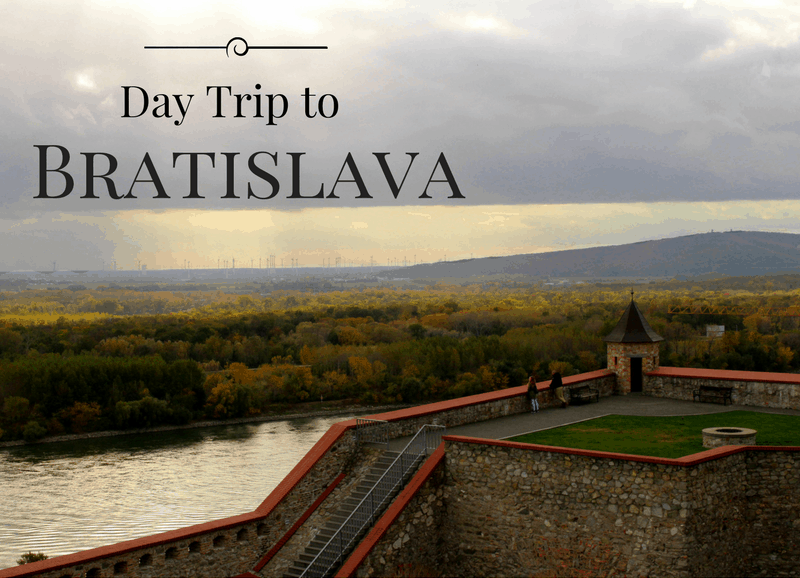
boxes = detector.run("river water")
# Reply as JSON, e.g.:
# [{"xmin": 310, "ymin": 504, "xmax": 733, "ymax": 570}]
[{"xmin": 0, "ymin": 414, "xmax": 359, "ymax": 570}]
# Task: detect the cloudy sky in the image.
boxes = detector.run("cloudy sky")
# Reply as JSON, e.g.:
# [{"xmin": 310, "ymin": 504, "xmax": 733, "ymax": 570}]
[{"xmin": 3, "ymin": 0, "xmax": 800, "ymax": 270}]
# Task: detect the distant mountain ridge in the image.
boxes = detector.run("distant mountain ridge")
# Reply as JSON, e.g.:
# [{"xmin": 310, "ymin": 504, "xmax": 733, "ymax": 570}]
[{"xmin": 386, "ymin": 231, "xmax": 800, "ymax": 280}]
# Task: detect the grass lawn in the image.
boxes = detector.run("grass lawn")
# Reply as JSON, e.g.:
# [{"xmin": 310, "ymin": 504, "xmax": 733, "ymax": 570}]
[{"xmin": 507, "ymin": 411, "xmax": 800, "ymax": 458}]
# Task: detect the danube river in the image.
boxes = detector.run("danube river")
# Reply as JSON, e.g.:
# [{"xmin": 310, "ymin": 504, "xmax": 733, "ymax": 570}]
[{"xmin": 0, "ymin": 414, "xmax": 360, "ymax": 570}]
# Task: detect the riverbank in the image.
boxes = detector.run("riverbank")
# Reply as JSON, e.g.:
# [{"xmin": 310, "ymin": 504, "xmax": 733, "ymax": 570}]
[
  {"xmin": 0, "ymin": 401, "xmax": 411, "ymax": 448},
  {"xmin": 0, "ymin": 410, "xmax": 370, "ymax": 570}
]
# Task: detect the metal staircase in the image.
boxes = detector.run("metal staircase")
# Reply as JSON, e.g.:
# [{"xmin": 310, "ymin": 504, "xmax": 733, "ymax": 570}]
[
  {"xmin": 283, "ymin": 449, "xmax": 409, "ymax": 577},
  {"xmin": 284, "ymin": 424, "xmax": 445, "ymax": 578}
]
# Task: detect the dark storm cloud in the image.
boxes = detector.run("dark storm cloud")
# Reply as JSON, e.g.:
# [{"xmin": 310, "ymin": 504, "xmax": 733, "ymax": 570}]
[{"xmin": 2, "ymin": 0, "xmax": 800, "ymax": 212}]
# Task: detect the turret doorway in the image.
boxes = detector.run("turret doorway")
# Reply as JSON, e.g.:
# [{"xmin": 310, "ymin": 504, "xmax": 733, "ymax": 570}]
[{"xmin": 630, "ymin": 357, "xmax": 643, "ymax": 393}]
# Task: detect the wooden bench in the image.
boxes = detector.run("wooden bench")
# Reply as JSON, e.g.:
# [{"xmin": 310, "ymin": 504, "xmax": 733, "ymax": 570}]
[
  {"xmin": 568, "ymin": 384, "xmax": 599, "ymax": 405},
  {"xmin": 693, "ymin": 385, "xmax": 733, "ymax": 405}
]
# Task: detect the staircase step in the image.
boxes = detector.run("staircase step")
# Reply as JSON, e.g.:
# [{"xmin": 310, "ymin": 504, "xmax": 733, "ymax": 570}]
[
  {"xmin": 298, "ymin": 551, "xmax": 320, "ymax": 563},
  {"xmin": 315, "ymin": 529, "xmax": 336, "ymax": 541},
  {"xmin": 363, "ymin": 473, "xmax": 390, "ymax": 483},
  {"xmin": 343, "ymin": 492, "xmax": 369, "ymax": 503},
  {"xmin": 285, "ymin": 565, "xmax": 308, "ymax": 578},
  {"xmin": 278, "ymin": 444, "xmax": 427, "ymax": 578}
]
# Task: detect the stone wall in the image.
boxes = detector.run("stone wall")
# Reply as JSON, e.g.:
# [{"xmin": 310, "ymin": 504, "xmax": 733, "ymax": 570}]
[
  {"xmin": 10, "ymin": 366, "xmax": 800, "ymax": 578},
  {"xmin": 566, "ymin": 372, "xmax": 617, "ymax": 400},
  {"xmin": 258, "ymin": 447, "xmax": 386, "ymax": 577},
  {"xmin": 348, "ymin": 448, "xmax": 447, "ymax": 578},
  {"xmin": 27, "ymin": 520, "xmax": 269, "ymax": 578},
  {"xmin": 738, "ymin": 450, "xmax": 800, "ymax": 575},
  {"xmin": 2, "ymin": 372, "xmax": 614, "ymax": 578},
  {"xmin": 368, "ymin": 370, "xmax": 617, "ymax": 440},
  {"xmin": 380, "ymin": 397, "xmax": 528, "ymax": 439},
  {"xmin": 366, "ymin": 438, "xmax": 799, "ymax": 578},
  {"xmin": 681, "ymin": 451, "xmax": 750, "ymax": 576},
  {"xmin": 681, "ymin": 449, "xmax": 800, "ymax": 576},
  {"xmin": 607, "ymin": 342, "xmax": 660, "ymax": 394},
  {"xmin": 1, "ymin": 426, "xmax": 360, "ymax": 578},
  {"xmin": 439, "ymin": 438, "xmax": 692, "ymax": 577},
  {"xmin": 646, "ymin": 367, "xmax": 800, "ymax": 410}
]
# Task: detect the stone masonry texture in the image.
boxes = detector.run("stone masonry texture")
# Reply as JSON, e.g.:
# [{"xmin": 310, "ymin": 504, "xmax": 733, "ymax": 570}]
[
  {"xmin": 12, "ymin": 369, "xmax": 800, "ymax": 578},
  {"xmin": 353, "ymin": 462, "xmax": 447, "ymax": 578},
  {"xmin": 607, "ymin": 342, "xmax": 660, "ymax": 394},
  {"xmin": 359, "ymin": 440, "xmax": 800, "ymax": 578},
  {"xmin": 440, "ymin": 440, "xmax": 690, "ymax": 577},
  {"xmin": 376, "ymin": 374, "xmax": 618, "ymax": 440},
  {"xmin": 646, "ymin": 374, "xmax": 800, "ymax": 410},
  {"xmin": 18, "ymin": 430, "xmax": 360, "ymax": 578},
  {"xmin": 259, "ymin": 446, "xmax": 386, "ymax": 577}
]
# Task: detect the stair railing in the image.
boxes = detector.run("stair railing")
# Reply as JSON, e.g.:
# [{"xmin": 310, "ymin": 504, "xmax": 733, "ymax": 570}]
[
  {"xmin": 299, "ymin": 423, "xmax": 446, "ymax": 578},
  {"xmin": 354, "ymin": 418, "xmax": 389, "ymax": 447}
]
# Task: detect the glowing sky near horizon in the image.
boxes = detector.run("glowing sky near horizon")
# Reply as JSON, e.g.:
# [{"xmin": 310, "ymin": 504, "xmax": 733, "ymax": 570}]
[{"xmin": 3, "ymin": 0, "xmax": 800, "ymax": 269}]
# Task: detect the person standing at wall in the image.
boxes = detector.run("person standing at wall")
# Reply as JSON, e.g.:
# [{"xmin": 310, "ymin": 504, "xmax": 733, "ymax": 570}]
[
  {"xmin": 550, "ymin": 371, "xmax": 567, "ymax": 408},
  {"xmin": 526, "ymin": 375, "xmax": 540, "ymax": 413}
]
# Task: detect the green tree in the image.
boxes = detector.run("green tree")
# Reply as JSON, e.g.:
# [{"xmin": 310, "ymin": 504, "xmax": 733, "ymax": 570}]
[
  {"xmin": 409, "ymin": 324, "xmax": 426, "ymax": 340},
  {"xmin": 22, "ymin": 420, "xmax": 47, "ymax": 441},
  {"xmin": 3, "ymin": 396, "xmax": 30, "ymax": 423}
]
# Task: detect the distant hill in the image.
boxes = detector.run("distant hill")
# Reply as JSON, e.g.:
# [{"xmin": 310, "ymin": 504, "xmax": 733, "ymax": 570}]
[{"xmin": 381, "ymin": 231, "xmax": 800, "ymax": 280}]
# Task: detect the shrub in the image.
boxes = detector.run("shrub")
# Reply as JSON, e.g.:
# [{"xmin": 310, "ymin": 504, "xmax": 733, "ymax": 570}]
[
  {"xmin": 22, "ymin": 420, "xmax": 47, "ymax": 441},
  {"xmin": 17, "ymin": 551, "xmax": 48, "ymax": 565},
  {"xmin": 3, "ymin": 396, "xmax": 30, "ymax": 423},
  {"xmin": 114, "ymin": 397, "xmax": 170, "ymax": 429},
  {"xmin": 56, "ymin": 402, "xmax": 102, "ymax": 433}
]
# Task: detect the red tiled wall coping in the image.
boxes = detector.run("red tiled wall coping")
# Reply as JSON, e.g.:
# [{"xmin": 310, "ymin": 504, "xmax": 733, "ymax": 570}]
[
  {"xmin": 255, "ymin": 421, "xmax": 355, "ymax": 513},
  {"xmin": 443, "ymin": 435, "xmax": 800, "ymax": 467},
  {"xmin": 0, "ymin": 421, "xmax": 356, "ymax": 578},
  {"xmin": 334, "ymin": 432, "xmax": 800, "ymax": 577},
  {"xmin": 336, "ymin": 444, "xmax": 446, "ymax": 578},
  {"xmin": 649, "ymin": 366, "xmax": 800, "ymax": 385},
  {"xmin": 254, "ymin": 472, "xmax": 346, "ymax": 572},
  {"xmin": 0, "ymin": 508, "xmax": 268, "ymax": 578},
  {"xmin": 0, "ymin": 370, "xmax": 614, "ymax": 578},
  {"xmin": 366, "ymin": 369, "xmax": 615, "ymax": 423}
]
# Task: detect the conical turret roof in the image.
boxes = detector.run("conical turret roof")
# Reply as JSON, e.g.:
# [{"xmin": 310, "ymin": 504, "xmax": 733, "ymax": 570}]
[{"xmin": 604, "ymin": 295, "xmax": 663, "ymax": 343}]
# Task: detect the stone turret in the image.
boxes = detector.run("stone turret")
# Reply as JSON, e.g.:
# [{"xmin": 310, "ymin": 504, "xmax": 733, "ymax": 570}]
[{"xmin": 605, "ymin": 291, "xmax": 663, "ymax": 394}]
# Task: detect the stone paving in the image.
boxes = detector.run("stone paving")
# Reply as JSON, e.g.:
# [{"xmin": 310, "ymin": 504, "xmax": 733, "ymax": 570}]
[{"xmin": 388, "ymin": 393, "xmax": 800, "ymax": 450}]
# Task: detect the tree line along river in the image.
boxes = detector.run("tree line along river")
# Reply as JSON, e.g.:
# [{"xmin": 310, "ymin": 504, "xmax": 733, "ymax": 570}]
[{"xmin": 0, "ymin": 413, "xmax": 362, "ymax": 570}]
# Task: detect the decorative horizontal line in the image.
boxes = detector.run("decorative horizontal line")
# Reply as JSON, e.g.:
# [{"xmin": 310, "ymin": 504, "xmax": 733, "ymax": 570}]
[
  {"xmin": 144, "ymin": 37, "xmax": 327, "ymax": 58},
  {"xmin": 144, "ymin": 46, "xmax": 328, "ymax": 50}
]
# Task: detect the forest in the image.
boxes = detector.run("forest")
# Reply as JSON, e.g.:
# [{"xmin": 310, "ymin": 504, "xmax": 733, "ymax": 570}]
[{"xmin": 1, "ymin": 274, "xmax": 799, "ymax": 441}]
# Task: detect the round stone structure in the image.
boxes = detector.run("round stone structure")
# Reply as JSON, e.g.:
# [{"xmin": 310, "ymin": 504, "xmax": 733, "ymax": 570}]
[
  {"xmin": 604, "ymin": 294, "xmax": 664, "ymax": 395},
  {"xmin": 702, "ymin": 427, "xmax": 757, "ymax": 449}
]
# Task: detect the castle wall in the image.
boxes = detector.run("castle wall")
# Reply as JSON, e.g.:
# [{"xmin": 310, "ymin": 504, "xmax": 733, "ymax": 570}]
[
  {"xmin": 738, "ymin": 450, "xmax": 800, "ymax": 574},
  {"xmin": 680, "ymin": 449, "xmax": 800, "ymax": 576},
  {"xmin": 257, "ymin": 449, "xmax": 384, "ymax": 577},
  {"xmin": 681, "ymin": 451, "xmax": 750, "ymax": 576},
  {"xmin": 0, "ymin": 372, "xmax": 614, "ymax": 578},
  {"xmin": 12, "ymin": 364, "xmax": 800, "ymax": 578},
  {"xmin": 367, "ymin": 369, "xmax": 617, "ymax": 437},
  {"xmin": 25, "ymin": 521, "xmax": 270, "ymax": 578},
  {"xmin": 345, "ymin": 446, "xmax": 447, "ymax": 578},
  {"xmin": 349, "ymin": 439, "xmax": 800, "ymax": 578},
  {"xmin": 645, "ymin": 367, "xmax": 800, "ymax": 410},
  {"xmin": 439, "ymin": 438, "xmax": 693, "ymax": 577},
  {"xmin": 1, "ymin": 424, "xmax": 360, "ymax": 578}
]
